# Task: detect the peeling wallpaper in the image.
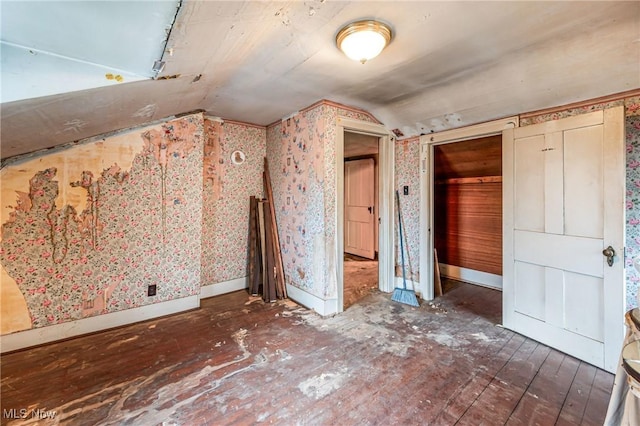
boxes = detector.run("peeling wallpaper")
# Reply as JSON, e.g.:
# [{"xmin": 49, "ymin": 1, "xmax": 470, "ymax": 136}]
[
  {"xmin": 1, "ymin": 115, "xmax": 204, "ymax": 335},
  {"xmin": 201, "ymin": 119, "xmax": 266, "ymax": 286},
  {"xmin": 1, "ymin": 112, "xmax": 269, "ymax": 336},
  {"xmin": 6, "ymin": 93, "xmax": 635, "ymax": 339}
]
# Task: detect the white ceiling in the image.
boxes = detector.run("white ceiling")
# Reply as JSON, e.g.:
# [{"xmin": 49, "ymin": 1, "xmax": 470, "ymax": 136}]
[{"xmin": 1, "ymin": 1, "xmax": 639, "ymax": 160}]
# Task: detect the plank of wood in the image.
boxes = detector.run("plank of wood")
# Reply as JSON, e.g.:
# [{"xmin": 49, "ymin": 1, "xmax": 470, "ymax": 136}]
[
  {"xmin": 249, "ymin": 196, "xmax": 259, "ymax": 295},
  {"xmin": 434, "ymin": 248, "xmax": 443, "ymax": 297},
  {"xmin": 257, "ymin": 200, "xmax": 267, "ymax": 295},
  {"xmin": 262, "ymin": 200, "xmax": 277, "ymax": 303},
  {"xmin": 263, "ymin": 158, "xmax": 287, "ymax": 299}
]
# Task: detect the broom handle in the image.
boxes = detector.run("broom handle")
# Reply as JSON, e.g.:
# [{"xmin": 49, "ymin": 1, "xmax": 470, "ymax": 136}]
[{"xmin": 396, "ymin": 190, "xmax": 408, "ymax": 290}]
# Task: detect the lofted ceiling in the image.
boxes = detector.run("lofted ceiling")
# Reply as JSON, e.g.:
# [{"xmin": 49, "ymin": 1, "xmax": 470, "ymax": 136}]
[{"xmin": 1, "ymin": 1, "xmax": 639, "ymax": 160}]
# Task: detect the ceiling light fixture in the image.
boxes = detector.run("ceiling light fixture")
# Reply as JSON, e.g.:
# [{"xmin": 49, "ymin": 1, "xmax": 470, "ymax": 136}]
[{"xmin": 336, "ymin": 20, "xmax": 392, "ymax": 64}]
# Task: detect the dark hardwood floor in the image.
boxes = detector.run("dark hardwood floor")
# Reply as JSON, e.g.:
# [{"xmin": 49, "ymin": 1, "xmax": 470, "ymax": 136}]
[{"xmin": 1, "ymin": 280, "xmax": 613, "ymax": 425}]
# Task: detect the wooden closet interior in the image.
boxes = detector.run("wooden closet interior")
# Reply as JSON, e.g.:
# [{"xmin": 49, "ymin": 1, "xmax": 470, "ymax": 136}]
[{"xmin": 433, "ymin": 135, "xmax": 503, "ymax": 278}]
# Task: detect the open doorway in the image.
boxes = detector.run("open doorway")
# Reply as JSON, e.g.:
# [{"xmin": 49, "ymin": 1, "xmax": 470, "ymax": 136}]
[
  {"xmin": 432, "ymin": 135, "xmax": 503, "ymax": 323},
  {"xmin": 433, "ymin": 135, "xmax": 503, "ymax": 288},
  {"xmin": 420, "ymin": 117, "xmax": 518, "ymax": 303},
  {"xmin": 336, "ymin": 116, "xmax": 394, "ymax": 315},
  {"xmin": 343, "ymin": 132, "xmax": 379, "ymax": 309}
]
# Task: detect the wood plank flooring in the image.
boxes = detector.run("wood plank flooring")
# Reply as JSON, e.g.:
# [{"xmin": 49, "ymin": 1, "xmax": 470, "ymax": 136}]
[
  {"xmin": 343, "ymin": 253, "xmax": 378, "ymax": 310},
  {"xmin": 1, "ymin": 280, "xmax": 613, "ymax": 425}
]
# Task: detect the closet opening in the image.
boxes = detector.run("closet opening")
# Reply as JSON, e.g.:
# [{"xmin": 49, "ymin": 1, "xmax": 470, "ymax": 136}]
[{"xmin": 433, "ymin": 135, "xmax": 503, "ymax": 322}]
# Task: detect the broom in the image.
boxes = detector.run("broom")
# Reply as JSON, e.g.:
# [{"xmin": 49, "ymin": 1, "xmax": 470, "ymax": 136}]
[{"xmin": 392, "ymin": 190, "xmax": 419, "ymax": 307}]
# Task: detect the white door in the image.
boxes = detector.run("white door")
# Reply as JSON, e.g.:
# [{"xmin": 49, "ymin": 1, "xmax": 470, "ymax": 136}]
[
  {"xmin": 345, "ymin": 158, "xmax": 375, "ymax": 259},
  {"xmin": 503, "ymin": 106, "xmax": 625, "ymax": 373}
]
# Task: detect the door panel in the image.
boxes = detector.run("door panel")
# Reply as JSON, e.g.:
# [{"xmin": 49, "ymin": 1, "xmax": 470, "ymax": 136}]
[
  {"xmin": 514, "ymin": 135, "xmax": 545, "ymax": 232},
  {"xmin": 544, "ymin": 132, "xmax": 564, "ymax": 234},
  {"xmin": 345, "ymin": 158, "xmax": 375, "ymax": 259},
  {"xmin": 504, "ymin": 106, "xmax": 624, "ymax": 372},
  {"xmin": 564, "ymin": 125, "xmax": 604, "ymax": 238},
  {"xmin": 514, "ymin": 262, "xmax": 545, "ymax": 318},
  {"xmin": 564, "ymin": 271, "xmax": 604, "ymax": 341},
  {"xmin": 544, "ymin": 267, "xmax": 564, "ymax": 328},
  {"xmin": 514, "ymin": 231, "xmax": 603, "ymax": 277}
]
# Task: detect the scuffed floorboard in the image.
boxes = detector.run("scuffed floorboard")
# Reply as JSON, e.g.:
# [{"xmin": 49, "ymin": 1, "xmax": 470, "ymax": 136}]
[
  {"xmin": 1, "ymin": 281, "xmax": 613, "ymax": 425},
  {"xmin": 343, "ymin": 254, "xmax": 378, "ymax": 310}
]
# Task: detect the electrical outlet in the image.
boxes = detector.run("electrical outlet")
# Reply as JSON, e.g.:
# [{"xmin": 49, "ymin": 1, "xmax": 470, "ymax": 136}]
[
  {"xmin": 148, "ymin": 284, "xmax": 157, "ymax": 297},
  {"xmin": 403, "ymin": 186, "xmax": 409, "ymax": 195}
]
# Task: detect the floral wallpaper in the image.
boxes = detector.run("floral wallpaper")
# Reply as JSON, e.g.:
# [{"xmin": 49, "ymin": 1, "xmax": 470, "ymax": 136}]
[
  {"xmin": 266, "ymin": 109, "xmax": 326, "ymax": 298},
  {"xmin": 394, "ymin": 137, "xmax": 421, "ymax": 281},
  {"xmin": 520, "ymin": 99, "xmax": 625, "ymax": 126},
  {"xmin": 13, "ymin": 94, "xmax": 637, "ymax": 335},
  {"xmin": 266, "ymin": 101, "xmax": 379, "ymax": 300},
  {"xmin": 201, "ymin": 119, "xmax": 266, "ymax": 286},
  {"xmin": 624, "ymin": 97, "xmax": 640, "ymax": 310},
  {"xmin": 1, "ymin": 115, "xmax": 204, "ymax": 333}
]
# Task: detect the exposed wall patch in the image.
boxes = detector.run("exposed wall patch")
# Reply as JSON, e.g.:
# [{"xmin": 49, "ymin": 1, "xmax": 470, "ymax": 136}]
[
  {"xmin": 156, "ymin": 74, "xmax": 180, "ymax": 80},
  {"xmin": 445, "ymin": 113, "xmax": 463, "ymax": 124}
]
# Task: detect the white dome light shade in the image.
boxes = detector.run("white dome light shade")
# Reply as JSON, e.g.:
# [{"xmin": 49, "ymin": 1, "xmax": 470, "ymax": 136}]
[{"xmin": 336, "ymin": 20, "xmax": 392, "ymax": 64}]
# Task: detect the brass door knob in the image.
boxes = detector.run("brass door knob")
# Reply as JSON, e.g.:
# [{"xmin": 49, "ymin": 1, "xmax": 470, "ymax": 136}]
[{"xmin": 602, "ymin": 246, "xmax": 615, "ymax": 267}]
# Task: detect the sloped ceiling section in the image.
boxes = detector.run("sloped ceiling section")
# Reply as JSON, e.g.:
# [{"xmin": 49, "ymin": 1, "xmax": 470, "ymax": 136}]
[
  {"xmin": 2, "ymin": 1, "xmax": 639, "ymax": 160},
  {"xmin": 1, "ymin": 1, "xmax": 180, "ymax": 103}
]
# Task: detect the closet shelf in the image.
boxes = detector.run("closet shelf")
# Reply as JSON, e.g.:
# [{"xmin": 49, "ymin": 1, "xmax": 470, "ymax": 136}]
[{"xmin": 434, "ymin": 175, "xmax": 502, "ymax": 185}]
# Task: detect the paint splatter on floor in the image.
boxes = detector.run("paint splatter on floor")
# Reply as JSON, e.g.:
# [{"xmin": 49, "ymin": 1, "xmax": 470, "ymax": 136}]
[{"xmin": 298, "ymin": 368, "xmax": 349, "ymax": 399}]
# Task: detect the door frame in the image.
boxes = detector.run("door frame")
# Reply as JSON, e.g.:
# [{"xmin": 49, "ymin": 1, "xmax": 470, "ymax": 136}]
[
  {"xmin": 337, "ymin": 117, "xmax": 394, "ymax": 312},
  {"xmin": 419, "ymin": 117, "xmax": 519, "ymax": 301}
]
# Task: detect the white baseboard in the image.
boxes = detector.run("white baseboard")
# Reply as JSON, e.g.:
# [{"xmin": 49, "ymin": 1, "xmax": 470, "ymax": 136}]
[
  {"xmin": 286, "ymin": 284, "xmax": 338, "ymax": 316},
  {"xmin": 439, "ymin": 263, "xmax": 502, "ymax": 290},
  {"xmin": 200, "ymin": 276, "xmax": 248, "ymax": 299},
  {"xmin": 1, "ymin": 295, "xmax": 199, "ymax": 353}
]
